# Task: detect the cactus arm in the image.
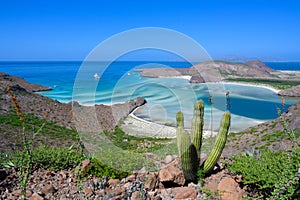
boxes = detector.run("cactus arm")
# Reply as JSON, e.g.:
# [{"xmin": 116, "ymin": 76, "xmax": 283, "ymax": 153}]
[
  {"xmin": 203, "ymin": 112, "xmax": 231, "ymax": 174},
  {"xmin": 191, "ymin": 101, "xmax": 204, "ymax": 160},
  {"xmin": 176, "ymin": 112, "xmax": 184, "ymax": 157}
]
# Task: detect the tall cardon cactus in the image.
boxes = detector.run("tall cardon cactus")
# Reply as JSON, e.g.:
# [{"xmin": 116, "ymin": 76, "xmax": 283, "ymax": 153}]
[{"xmin": 176, "ymin": 100, "xmax": 231, "ymax": 182}]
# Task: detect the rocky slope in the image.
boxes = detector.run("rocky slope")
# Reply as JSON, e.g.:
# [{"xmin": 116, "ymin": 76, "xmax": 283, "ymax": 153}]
[
  {"xmin": 0, "ymin": 72, "xmax": 146, "ymax": 131},
  {"xmin": 279, "ymin": 85, "xmax": 300, "ymax": 97},
  {"xmin": 224, "ymin": 100, "xmax": 300, "ymax": 157},
  {"xmin": 0, "ymin": 72, "xmax": 52, "ymax": 92},
  {"xmin": 0, "ymin": 72, "xmax": 146, "ymax": 152},
  {"xmin": 0, "ymin": 156, "xmax": 245, "ymax": 200}
]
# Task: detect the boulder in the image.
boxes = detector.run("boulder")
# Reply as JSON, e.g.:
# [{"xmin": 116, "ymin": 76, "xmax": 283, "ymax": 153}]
[
  {"xmin": 30, "ymin": 193, "xmax": 44, "ymax": 200},
  {"xmin": 172, "ymin": 187, "xmax": 197, "ymax": 199},
  {"xmin": 144, "ymin": 172, "xmax": 159, "ymax": 191},
  {"xmin": 40, "ymin": 183, "xmax": 56, "ymax": 195},
  {"xmin": 108, "ymin": 179, "xmax": 121, "ymax": 188},
  {"xmin": 159, "ymin": 165, "xmax": 185, "ymax": 186},
  {"xmin": 217, "ymin": 177, "xmax": 243, "ymax": 200}
]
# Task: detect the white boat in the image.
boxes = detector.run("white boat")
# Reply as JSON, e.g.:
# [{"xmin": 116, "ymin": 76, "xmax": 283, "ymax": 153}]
[{"xmin": 94, "ymin": 73, "xmax": 100, "ymax": 79}]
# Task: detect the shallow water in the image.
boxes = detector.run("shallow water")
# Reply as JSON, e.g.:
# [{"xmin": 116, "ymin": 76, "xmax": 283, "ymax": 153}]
[{"xmin": 0, "ymin": 61, "xmax": 299, "ymax": 132}]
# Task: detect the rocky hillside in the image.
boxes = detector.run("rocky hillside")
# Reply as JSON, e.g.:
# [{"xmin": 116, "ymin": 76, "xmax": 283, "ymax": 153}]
[
  {"xmin": 0, "ymin": 72, "xmax": 52, "ymax": 92},
  {"xmin": 140, "ymin": 60, "xmax": 277, "ymax": 83},
  {"xmin": 0, "ymin": 72, "xmax": 146, "ymax": 131},
  {"xmin": 279, "ymin": 85, "xmax": 300, "ymax": 97},
  {"xmin": 224, "ymin": 100, "xmax": 300, "ymax": 157}
]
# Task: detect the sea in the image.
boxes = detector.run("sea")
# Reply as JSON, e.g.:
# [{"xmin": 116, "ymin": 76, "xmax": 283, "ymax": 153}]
[{"xmin": 0, "ymin": 61, "xmax": 299, "ymax": 132}]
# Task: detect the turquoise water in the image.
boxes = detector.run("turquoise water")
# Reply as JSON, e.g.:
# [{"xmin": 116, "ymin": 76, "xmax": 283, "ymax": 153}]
[{"xmin": 0, "ymin": 61, "xmax": 299, "ymax": 131}]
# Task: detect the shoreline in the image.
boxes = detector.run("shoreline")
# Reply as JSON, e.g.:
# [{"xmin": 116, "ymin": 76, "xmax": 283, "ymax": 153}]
[
  {"xmin": 222, "ymin": 81, "xmax": 280, "ymax": 94},
  {"xmin": 119, "ymin": 79, "xmax": 281, "ymax": 138},
  {"xmin": 120, "ymin": 106, "xmax": 219, "ymax": 139},
  {"xmin": 153, "ymin": 74, "xmax": 281, "ymax": 94}
]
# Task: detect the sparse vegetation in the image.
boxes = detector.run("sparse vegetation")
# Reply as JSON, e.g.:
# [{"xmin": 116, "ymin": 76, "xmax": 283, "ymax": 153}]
[
  {"xmin": 228, "ymin": 148, "xmax": 300, "ymax": 199},
  {"xmin": 225, "ymin": 78, "xmax": 300, "ymax": 90}
]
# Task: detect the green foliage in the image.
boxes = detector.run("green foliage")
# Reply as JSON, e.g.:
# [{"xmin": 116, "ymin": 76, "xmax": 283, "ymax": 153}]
[
  {"xmin": 85, "ymin": 157, "xmax": 129, "ymax": 179},
  {"xmin": 197, "ymin": 168, "xmax": 204, "ymax": 185},
  {"xmin": 228, "ymin": 148, "xmax": 300, "ymax": 199},
  {"xmin": 200, "ymin": 187, "xmax": 220, "ymax": 199},
  {"xmin": 0, "ymin": 152, "xmax": 14, "ymax": 168},
  {"xmin": 0, "ymin": 112, "xmax": 78, "ymax": 141},
  {"xmin": 13, "ymin": 145, "xmax": 85, "ymax": 170},
  {"xmin": 94, "ymin": 147, "xmax": 157, "ymax": 176},
  {"xmin": 261, "ymin": 131, "xmax": 285, "ymax": 142},
  {"xmin": 102, "ymin": 126, "xmax": 170, "ymax": 153}
]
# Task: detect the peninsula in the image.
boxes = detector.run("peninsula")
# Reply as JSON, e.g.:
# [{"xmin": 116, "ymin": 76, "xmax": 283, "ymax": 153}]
[{"xmin": 139, "ymin": 60, "xmax": 300, "ymax": 97}]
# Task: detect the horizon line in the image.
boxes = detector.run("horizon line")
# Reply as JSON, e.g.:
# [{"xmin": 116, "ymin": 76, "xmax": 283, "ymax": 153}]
[{"xmin": 0, "ymin": 59, "xmax": 300, "ymax": 63}]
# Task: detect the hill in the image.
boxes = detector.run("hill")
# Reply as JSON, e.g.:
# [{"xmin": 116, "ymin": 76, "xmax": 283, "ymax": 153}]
[
  {"xmin": 0, "ymin": 72, "xmax": 146, "ymax": 152},
  {"xmin": 140, "ymin": 60, "xmax": 300, "ymax": 85},
  {"xmin": 224, "ymin": 101, "xmax": 300, "ymax": 157}
]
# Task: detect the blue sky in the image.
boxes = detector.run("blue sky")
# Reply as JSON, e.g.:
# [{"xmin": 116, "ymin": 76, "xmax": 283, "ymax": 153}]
[{"xmin": 0, "ymin": 0, "xmax": 299, "ymax": 61}]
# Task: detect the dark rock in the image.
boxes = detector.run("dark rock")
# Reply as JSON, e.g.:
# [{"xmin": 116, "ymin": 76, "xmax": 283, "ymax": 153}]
[
  {"xmin": 189, "ymin": 75, "xmax": 205, "ymax": 83},
  {"xmin": 0, "ymin": 169, "xmax": 7, "ymax": 181},
  {"xmin": 9, "ymin": 84, "xmax": 28, "ymax": 93}
]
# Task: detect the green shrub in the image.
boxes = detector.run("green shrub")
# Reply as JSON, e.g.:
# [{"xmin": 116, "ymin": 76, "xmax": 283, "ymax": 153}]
[
  {"xmin": 228, "ymin": 148, "xmax": 300, "ymax": 199},
  {"xmin": 14, "ymin": 145, "xmax": 85, "ymax": 170},
  {"xmin": 85, "ymin": 157, "xmax": 129, "ymax": 179}
]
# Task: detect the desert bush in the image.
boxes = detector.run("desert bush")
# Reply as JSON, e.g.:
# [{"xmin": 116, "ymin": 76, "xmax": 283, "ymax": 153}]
[{"xmin": 228, "ymin": 147, "xmax": 300, "ymax": 199}]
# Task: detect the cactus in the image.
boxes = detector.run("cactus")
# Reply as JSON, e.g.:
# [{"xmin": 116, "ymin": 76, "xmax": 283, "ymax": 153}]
[
  {"xmin": 176, "ymin": 112, "xmax": 198, "ymax": 182},
  {"xmin": 203, "ymin": 111, "xmax": 231, "ymax": 173},
  {"xmin": 176, "ymin": 101, "xmax": 231, "ymax": 182},
  {"xmin": 191, "ymin": 101, "xmax": 204, "ymax": 160}
]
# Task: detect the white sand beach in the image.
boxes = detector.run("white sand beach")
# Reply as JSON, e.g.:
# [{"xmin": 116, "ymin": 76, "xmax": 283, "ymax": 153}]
[
  {"xmin": 158, "ymin": 75, "xmax": 192, "ymax": 80},
  {"xmin": 120, "ymin": 107, "xmax": 219, "ymax": 138},
  {"xmin": 222, "ymin": 81, "xmax": 281, "ymax": 94},
  {"xmin": 160, "ymin": 75, "xmax": 281, "ymax": 94}
]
